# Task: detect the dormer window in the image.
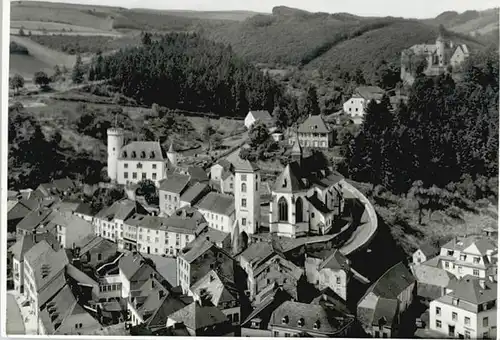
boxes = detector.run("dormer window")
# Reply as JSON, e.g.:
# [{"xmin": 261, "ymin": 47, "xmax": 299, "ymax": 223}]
[
  {"xmin": 140, "ymin": 151, "xmax": 146, "ymax": 159},
  {"xmin": 282, "ymin": 179, "xmax": 287, "ymax": 188},
  {"xmin": 297, "ymin": 318, "xmax": 304, "ymax": 327},
  {"xmin": 313, "ymin": 320, "xmax": 320, "ymax": 329},
  {"xmin": 122, "ymin": 151, "xmax": 127, "ymax": 158},
  {"xmin": 131, "ymin": 151, "xmax": 136, "ymax": 158},
  {"xmin": 282, "ymin": 316, "xmax": 289, "ymax": 324},
  {"xmin": 150, "ymin": 151, "xmax": 155, "ymax": 159}
]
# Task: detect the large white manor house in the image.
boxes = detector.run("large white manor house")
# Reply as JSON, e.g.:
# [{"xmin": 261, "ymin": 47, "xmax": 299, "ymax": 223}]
[{"xmin": 107, "ymin": 128, "xmax": 178, "ymax": 186}]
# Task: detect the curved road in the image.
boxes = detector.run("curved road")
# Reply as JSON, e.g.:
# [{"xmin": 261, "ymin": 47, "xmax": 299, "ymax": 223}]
[{"xmin": 6, "ymin": 293, "xmax": 25, "ymax": 335}]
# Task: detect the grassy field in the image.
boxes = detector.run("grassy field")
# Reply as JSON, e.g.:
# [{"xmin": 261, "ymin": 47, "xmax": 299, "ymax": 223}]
[
  {"xmin": 11, "ymin": 21, "xmax": 119, "ymax": 35},
  {"xmin": 131, "ymin": 8, "xmax": 262, "ymax": 21}
]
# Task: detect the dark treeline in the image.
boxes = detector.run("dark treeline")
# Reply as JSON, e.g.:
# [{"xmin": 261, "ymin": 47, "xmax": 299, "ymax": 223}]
[
  {"xmin": 88, "ymin": 32, "xmax": 296, "ymax": 117},
  {"xmin": 345, "ymin": 46, "xmax": 499, "ymax": 197}
]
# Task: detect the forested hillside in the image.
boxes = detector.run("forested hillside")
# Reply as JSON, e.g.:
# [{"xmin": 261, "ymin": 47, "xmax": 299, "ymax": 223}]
[{"xmin": 89, "ymin": 33, "xmax": 296, "ymax": 117}]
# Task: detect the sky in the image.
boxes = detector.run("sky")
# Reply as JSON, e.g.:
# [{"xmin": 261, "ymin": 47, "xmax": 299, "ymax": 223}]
[{"xmin": 18, "ymin": 0, "xmax": 499, "ymax": 18}]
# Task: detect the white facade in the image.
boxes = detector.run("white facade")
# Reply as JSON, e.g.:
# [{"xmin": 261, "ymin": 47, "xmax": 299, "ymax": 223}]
[
  {"xmin": 343, "ymin": 97, "xmax": 368, "ymax": 118},
  {"xmin": 177, "ymin": 256, "xmax": 192, "ymax": 293},
  {"xmin": 136, "ymin": 226, "xmax": 195, "ymax": 257},
  {"xmin": 430, "ymin": 297, "xmax": 497, "ymax": 339},
  {"xmin": 304, "ymin": 257, "xmax": 349, "ymax": 301},
  {"xmin": 234, "ymin": 169, "xmax": 261, "ymax": 236},
  {"xmin": 117, "ymin": 159, "xmax": 167, "ymax": 187},
  {"xmin": 198, "ymin": 209, "xmax": 235, "ymax": 234},
  {"xmin": 107, "ymin": 128, "xmax": 125, "ymax": 182}
]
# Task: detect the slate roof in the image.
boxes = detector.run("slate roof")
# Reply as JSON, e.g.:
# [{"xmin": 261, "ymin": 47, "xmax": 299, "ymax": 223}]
[
  {"xmin": 306, "ymin": 193, "xmax": 331, "ymax": 214},
  {"xmin": 418, "ymin": 242, "xmax": 440, "ymax": 257},
  {"xmin": 311, "ymin": 287, "xmax": 352, "ymax": 315},
  {"xmin": 147, "ymin": 293, "xmax": 192, "ymax": 329},
  {"xmin": 249, "ymin": 110, "xmax": 273, "ymax": 122},
  {"xmin": 37, "ymin": 178, "xmax": 77, "ymax": 197},
  {"xmin": 47, "ymin": 212, "xmax": 93, "ymax": 235},
  {"xmin": 167, "ymin": 301, "xmax": 228, "ymax": 331},
  {"xmin": 232, "ymin": 156, "xmax": 260, "ymax": 172},
  {"xmin": 196, "ymin": 227, "xmax": 230, "ymax": 245},
  {"xmin": 94, "ymin": 199, "xmax": 138, "ymax": 221},
  {"xmin": 190, "ymin": 270, "xmax": 238, "ymax": 307},
  {"xmin": 372, "ymin": 298, "xmax": 398, "ymax": 326},
  {"xmin": 124, "ymin": 214, "xmax": 170, "ymax": 231},
  {"xmin": 364, "ymin": 262, "xmax": 415, "ymax": 300},
  {"xmin": 10, "ymin": 233, "xmax": 60, "ymax": 262},
  {"xmin": 411, "ymin": 263, "xmax": 457, "ymax": 289},
  {"xmin": 442, "ymin": 236, "xmax": 496, "ymax": 255},
  {"xmin": 159, "ymin": 174, "xmax": 191, "ymax": 194},
  {"xmin": 119, "ymin": 141, "xmax": 164, "ymax": 161},
  {"xmin": 318, "ymin": 249, "xmax": 350, "ymax": 272},
  {"xmin": 78, "ymin": 235, "xmax": 116, "ymax": 256},
  {"xmin": 119, "ymin": 252, "xmax": 154, "ymax": 281},
  {"xmin": 16, "ymin": 207, "xmax": 56, "ymax": 232},
  {"xmin": 163, "ymin": 208, "xmax": 207, "ymax": 235},
  {"xmin": 8, "ymin": 200, "xmax": 34, "ymax": 221},
  {"xmin": 298, "ymin": 115, "xmax": 330, "ymax": 134},
  {"xmin": 273, "ymin": 162, "xmax": 306, "ymax": 193},
  {"xmin": 270, "ymin": 301, "xmax": 354, "ymax": 335},
  {"xmin": 445, "ymin": 275, "xmax": 497, "ymax": 305},
  {"xmin": 180, "ymin": 183, "xmax": 209, "ymax": 204},
  {"xmin": 353, "ymin": 86, "xmax": 385, "ymax": 101},
  {"xmin": 239, "ymin": 242, "xmax": 275, "ymax": 268},
  {"xmin": 180, "ymin": 239, "xmax": 217, "ymax": 264},
  {"xmin": 74, "ymin": 202, "xmax": 92, "ymax": 216},
  {"xmin": 196, "ymin": 192, "xmax": 235, "ymax": 216},
  {"xmin": 24, "ymin": 240, "xmax": 68, "ymax": 292}
]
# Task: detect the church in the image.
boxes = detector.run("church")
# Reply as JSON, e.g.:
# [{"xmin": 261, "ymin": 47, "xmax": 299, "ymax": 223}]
[
  {"xmin": 268, "ymin": 138, "xmax": 345, "ymax": 238},
  {"xmin": 107, "ymin": 128, "xmax": 178, "ymax": 187}
]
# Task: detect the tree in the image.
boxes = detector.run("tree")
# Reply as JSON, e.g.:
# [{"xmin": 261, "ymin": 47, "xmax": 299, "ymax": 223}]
[
  {"xmin": 248, "ymin": 121, "xmax": 270, "ymax": 147},
  {"xmin": 353, "ymin": 67, "xmax": 366, "ymax": 85},
  {"xmin": 33, "ymin": 71, "xmax": 51, "ymax": 89},
  {"xmin": 408, "ymin": 180, "xmax": 429, "ymax": 225},
  {"xmin": 137, "ymin": 179, "xmax": 159, "ymax": 205},
  {"xmin": 272, "ymin": 105, "xmax": 288, "ymax": 130},
  {"xmin": 19, "ymin": 26, "xmax": 25, "ymax": 36},
  {"xmin": 141, "ymin": 31, "xmax": 152, "ymax": 46},
  {"xmin": 203, "ymin": 124, "xmax": 217, "ymax": 151},
  {"xmin": 10, "ymin": 74, "xmax": 24, "ymax": 94},
  {"xmin": 72, "ymin": 54, "xmax": 85, "ymax": 84},
  {"xmin": 303, "ymin": 84, "xmax": 321, "ymax": 116},
  {"xmin": 52, "ymin": 65, "xmax": 62, "ymax": 81}
]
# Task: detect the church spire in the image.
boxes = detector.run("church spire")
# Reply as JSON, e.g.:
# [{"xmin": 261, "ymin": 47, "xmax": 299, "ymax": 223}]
[{"xmin": 291, "ymin": 134, "xmax": 302, "ymax": 166}]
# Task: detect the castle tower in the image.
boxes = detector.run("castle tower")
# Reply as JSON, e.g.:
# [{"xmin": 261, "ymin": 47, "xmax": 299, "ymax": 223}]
[
  {"xmin": 107, "ymin": 128, "xmax": 125, "ymax": 182},
  {"xmin": 167, "ymin": 142, "xmax": 177, "ymax": 167},
  {"xmin": 436, "ymin": 33, "xmax": 446, "ymax": 67},
  {"xmin": 234, "ymin": 159, "xmax": 261, "ymax": 236}
]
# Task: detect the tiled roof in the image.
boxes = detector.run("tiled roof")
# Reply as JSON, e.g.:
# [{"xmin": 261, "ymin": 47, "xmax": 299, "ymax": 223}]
[
  {"xmin": 196, "ymin": 227, "xmax": 230, "ymax": 245},
  {"xmin": 24, "ymin": 240, "xmax": 68, "ymax": 292},
  {"xmin": 447, "ymin": 275, "xmax": 497, "ymax": 305},
  {"xmin": 119, "ymin": 252, "xmax": 153, "ymax": 281},
  {"xmin": 119, "ymin": 141, "xmax": 164, "ymax": 161},
  {"xmin": 365, "ymin": 262, "xmax": 415, "ymax": 300},
  {"xmin": 353, "ymin": 86, "xmax": 385, "ymax": 101},
  {"xmin": 180, "ymin": 239, "xmax": 215, "ymax": 264},
  {"xmin": 298, "ymin": 115, "xmax": 330, "ymax": 134},
  {"xmin": 78, "ymin": 235, "xmax": 115, "ymax": 255},
  {"xmin": 249, "ymin": 110, "xmax": 273, "ymax": 121},
  {"xmin": 167, "ymin": 301, "xmax": 228, "ymax": 331},
  {"xmin": 311, "ymin": 287, "xmax": 352, "ymax": 316},
  {"xmin": 75, "ymin": 202, "xmax": 92, "ymax": 215},
  {"xmin": 273, "ymin": 162, "xmax": 306, "ymax": 193},
  {"xmin": 318, "ymin": 249, "xmax": 350, "ymax": 272},
  {"xmin": 372, "ymin": 298, "xmax": 398, "ymax": 326},
  {"xmin": 180, "ymin": 183, "xmax": 210, "ymax": 204},
  {"xmin": 16, "ymin": 207, "xmax": 55, "ymax": 232},
  {"xmin": 411, "ymin": 263, "xmax": 457, "ymax": 288},
  {"xmin": 10, "ymin": 233, "xmax": 60, "ymax": 262},
  {"xmin": 418, "ymin": 242, "xmax": 440, "ymax": 257},
  {"xmin": 159, "ymin": 174, "xmax": 191, "ymax": 194},
  {"xmin": 239, "ymin": 242, "xmax": 274, "ymax": 267},
  {"xmin": 196, "ymin": 192, "xmax": 235, "ymax": 216},
  {"xmin": 7, "ymin": 200, "xmax": 33, "ymax": 221},
  {"xmin": 94, "ymin": 199, "xmax": 139, "ymax": 221},
  {"xmin": 190, "ymin": 270, "xmax": 238, "ymax": 307},
  {"xmin": 270, "ymin": 301, "xmax": 354, "ymax": 335},
  {"xmin": 147, "ymin": 293, "xmax": 192, "ymax": 329}
]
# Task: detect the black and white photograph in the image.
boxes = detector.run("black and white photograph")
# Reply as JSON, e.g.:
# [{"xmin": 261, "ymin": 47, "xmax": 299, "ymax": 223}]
[{"xmin": 2, "ymin": 0, "xmax": 499, "ymax": 338}]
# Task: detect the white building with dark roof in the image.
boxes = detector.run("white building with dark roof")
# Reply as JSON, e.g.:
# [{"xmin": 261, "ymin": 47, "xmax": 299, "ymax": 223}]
[
  {"xmin": 342, "ymin": 86, "xmax": 385, "ymax": 122},
  {"xmin": 196, "ymin": 192, "xmax": 235, "ymax": 233},
  {"xmin": 107, "ymin": 128, "xmax": 178, "ymax": 186},
  {"xmin": 244, "ymin": 110, "xmax": 274, "ymax": 130},
  {"xmin": 159, "ymin": 174, "xmax": 191, "ymax": 217},
  {"xmin": 429, "ymin": 275, "xmax": 497, "ymax": 339},
  {"xmin": 291, "ymin": 114, "xmax": 333, "ymax": 148}
]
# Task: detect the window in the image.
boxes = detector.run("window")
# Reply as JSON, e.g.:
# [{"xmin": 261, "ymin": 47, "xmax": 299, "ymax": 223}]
[
  {"xmin": 174, "ymin": 197, "xmax": 177, "ymax": 202},
  {"xmin": 483, "ymin": 317, "xmax": 489, "ymax": 327},
  {"xmin": 465, "ymin": 331, "xmax": 470, "ymax": 339},
  {"xmin": 474, "ymin": 257, "xmax": 480, "ymax": 263},
  {"xmin": 137, "ymin": 163, "xmax": 143, "ymax": 169},
  {"xmin": 374, "ymin": 331, "xmax": 380, "ymax": 337},
  {"xmin": 242, "ymin": 199, "xmax": 247, "ymax": 208},
  {"xmin": 233, "ymin": 313, "xmax": 239, "ymax": 322},
  {"xmin": 132, "ymin": 172, "xmax": 137, "ymax": 179},
  {"xmin": 465, "ymin": 317, "xmax": 470, "ymax": 326},
  {"xmin": 274, "ymin": 331, "xmax": 279, "ymax": 337},
  {"xmin": 458, "ymin": 266, "xmax": 463, "ymax": 273},
  {"xmin": 278, "ymin": 197, "xmax": 288, "ymax": 221},
  {"xmin": 473, "ymin": 269, "xmax": 480, "ymax": 276},
  {"xmin": 230, "ymin": 183, "xmax": 233, "ymax": 189},
  {"xmin": 152, "ymin": 173, "xmax": 157, "ymax": 180},
  {"xmin": 336, "ymin": 276, "xmax": 341, "ymax": 284},
  {"xmin": 284, "ymin": 333, "xmax": 290, "ymax": 337},
  {"xmin": 445, "ymin": 261, "xmax": 449, "ymax": 268},
  {"xmin": 483, "ymin": 332, "xmax": 490, "ymax": 339},
  {"xmin": 452, "ymin": 312, "xmax": 457, "ymax": 321},
  {"xmin": 152, "ymin": 164, "xmax": 157, "ymax": 169},
  {"xmin": 124, "ymin": 163, "xmax": 128, "ymax": 169},
  {"xmin": 124, "ymin": 172, "xmax": 129, "ymax": 179},
  {"xmin": 436, "ymin": 307, "xmax": 441, "ymax": 316},
  {"xmin": 241, "ymin": 183, "xmax": 247, "ymax": 192},
  {"xmin": 241, "ymin": 175, "xmax": 247, "ymax": 181},
  {"xmin": 242, "ymin": 218, "xmax": 246, "ymax": 226},
  {"xmin": 142, "ymin": 173, "xmax": 146, "ymax": 179},
  {"xmin": 447, "ymin": 250, "xmax": 454, "ymax": 256},
  {"xmin": 460, "ymin": 255, "xmax": 467, "ymax": 261},
  {"xmin": 436, "ymin": 320, "xmax": 441, "ymax": 328}
]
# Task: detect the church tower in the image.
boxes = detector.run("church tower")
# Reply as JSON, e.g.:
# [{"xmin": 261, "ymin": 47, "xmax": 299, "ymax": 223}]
[
  {"xmin": 107, "ymin": 128, "xmax": 124, "ymax": 182},
  {"xmin": 167, "ymin": 142, "xmax": 177, "ymax": 167},
  {"xmin": 234, "ymin": 159, "xmax": 261, "ymax": 236},
  {"xmin": 291, "ymin": 135, "xmax": 302, "ymax": 166}
]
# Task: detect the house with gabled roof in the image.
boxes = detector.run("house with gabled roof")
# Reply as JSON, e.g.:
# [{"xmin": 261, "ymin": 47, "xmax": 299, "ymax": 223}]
[
  {"xmin": 166, "ymin": 301, "xmax": 233, "ymax": 336},
  {"xmin": 305, "ymin": 248, "xmax": 351, "ymax": 301},
  {"xmin": 38, "ymin": 284, "xmax": 101, "ymax": 335},
  {"xmin": 159, "ymin": 174, "xmax": 191, "ymax": 217},
  {"xmin": 342, "ymin": 86, "xmax": 385, "ymax": 123},
  {"xmin": 145, "ymin": 290, "xmax": 193, "ymax": 332},
  {"xmin": 23, "ymin": 240, "xmax": 69, "ymax": 322},
  {"xmin": 411, "ymin": 261, "xmax": 458, "ymax": 302},
  {"xmin": 413, "ymin": 242, "xmax": 440, "ymax": 265},
  {"xmin": 180, "ymin": 182, "xmax": 210, "ymax": 209},
  {"xmin": 429, "ymin": 275, "xmax": 497, "ymax": 339},
  {"xmin": 189, "ymin": 270, "xmax": 240, "ymax": 326},
  {"xmin": 357, "ymin": 262, "xmax": 416, "ymax": 338},
  {"xmin": 290, "ymin": 114, "xmax": 334, "ymax": 148},
  {"xmin": 196, "ymin": 191, "xmax": 235, "ymax": 234},
  {"xmin": 210, "ymin": 159, "xmax": 235, "ymax": 195},
  {"xmin": 244, "ymin": 110, "xmax": 274, "ymax": 130}
]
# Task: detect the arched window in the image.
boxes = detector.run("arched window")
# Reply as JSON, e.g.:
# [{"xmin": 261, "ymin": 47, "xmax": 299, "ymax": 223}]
[
  {"xmin": 278, "ymin": 197, "xmax": 288, "ymax": 222},
  {"xmin": 295, "ymin": 197, "xmax": 303, "ymax": 223},
  {"xmin": 122, "ymin": 151, "xmax": 127, "ymax": 158},
  {"xmin": 241, "ymin": 183, "xmax": 247, "ymax": 193}
]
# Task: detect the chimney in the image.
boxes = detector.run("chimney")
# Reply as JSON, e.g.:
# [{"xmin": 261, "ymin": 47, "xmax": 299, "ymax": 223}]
[{"xmin": 206, "ymin": 236, "xmax": 210, "ymax": 242}]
